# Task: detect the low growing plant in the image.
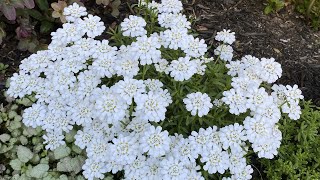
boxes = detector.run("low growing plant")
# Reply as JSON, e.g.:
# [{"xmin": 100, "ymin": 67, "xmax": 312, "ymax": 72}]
[
  {"xmin": 264, "ymin": 0, "xmax": 320, "ymax": 29},
  {"xmin": 260, "ymin": 101, "xmax": 320, "ymax": 179},
  {"xmin": 5, "ymin": 0, "xmax": 305, "ymax": 179},
  {"xmin": 0, "ymin": 0, "xmax": 122, "ymax": 52},
  {"xmin": 0, "ymin": 97, "xmax": 92, "ymax": 179},
  {"xmin": 0, "ymin": 0, "xmax": 35, "ymax": 21}
]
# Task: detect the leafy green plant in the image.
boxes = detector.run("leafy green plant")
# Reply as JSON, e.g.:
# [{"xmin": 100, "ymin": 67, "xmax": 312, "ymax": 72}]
[
  {"xmin": 264, "ymin": 0, "xmax": 320, "ymax": 29},
  {"xmin": 0, "ymin": 0, "xmax": 35, "ymax": 21},
  {"xmin": 0, "ymin": 94, "xmax": 111, "ymax": 179},
  {"xmin": 0, "ymin": 63, "xmax": 9, "ymax": 74},
  {"xmin": 264, "ymin": 0, "xmax": 285, "ymax": 14},
  {"xmin": 295, "ymin": 0, "xmax": 320, "ymax": 29},
  {"xmin": 260, "ymin": 101, "xmax": 320, "ymax": 179}
]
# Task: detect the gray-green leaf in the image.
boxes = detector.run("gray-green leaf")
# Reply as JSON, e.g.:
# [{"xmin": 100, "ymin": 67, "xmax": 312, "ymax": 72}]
[
  {"xmin": 53, "ymin": 145, "xmax": 71, "ymax": 160},
  {"xmin": 0, "ymin": 133, "xmax": 11, "ymax": 142},
  {"xmin": 28, "ymin": 164, "xmax": 49, "ymax": 178},
  {"xmin": 10, "ymin": 159, "xmax": 22, "ymax": 171},
  {"xmin": 17, "ymin": 146, "xmax": 34, "ymax": 163},
  {"xmin": 57, "ymin": 156, "xmax": 85, "ymax": 174}
]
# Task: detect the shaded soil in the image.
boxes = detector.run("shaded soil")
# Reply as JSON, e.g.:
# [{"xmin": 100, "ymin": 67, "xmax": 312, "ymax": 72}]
[
  {"xmin": 0, "ymin": 0, "xmax": 319, "ymax": 105},
  {"xmin": 184, "ymin": 0, "xmax": 320, "ymax": 105}
]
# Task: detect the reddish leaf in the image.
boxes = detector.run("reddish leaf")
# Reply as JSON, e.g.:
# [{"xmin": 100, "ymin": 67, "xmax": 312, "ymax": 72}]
[
  {"xmin": 2, "ymin": 5, "xmax": 17, "ymax": 21},
  {"xmin": 23, "ymin": 0, "xmax": 35, "ymax": 9},
  {"xmin": 11, "ymin": 0, "xmax": 25, "ymax": 9}
]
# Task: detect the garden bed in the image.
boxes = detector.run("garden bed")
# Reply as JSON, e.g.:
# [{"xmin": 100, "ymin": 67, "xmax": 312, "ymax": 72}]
[
  {"xmin": 0, "ymin": 0, "xmax": 319, "ymax": 179},
  {"xmin": 0, "ymin": 0, "xmax": 319, "ymax": 105}
]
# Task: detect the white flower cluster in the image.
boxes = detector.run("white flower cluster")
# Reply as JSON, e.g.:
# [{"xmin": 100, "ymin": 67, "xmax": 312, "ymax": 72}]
[
  {"xmin": 221, "ymin": 53, "xmax": 303, "ymax": 158},
  {"xmin": 6, "ymin": 0, "xmax": 304, "ymax": 180}
]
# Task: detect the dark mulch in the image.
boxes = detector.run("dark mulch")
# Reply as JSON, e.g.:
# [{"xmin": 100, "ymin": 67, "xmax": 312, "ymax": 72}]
[
  {"xmin": 0, "ymin": 0, "xmax": 319, "ymax": 105},
  {"xmin": 185, "ymin": 0, "xmax": 320, "ymax": 105}
]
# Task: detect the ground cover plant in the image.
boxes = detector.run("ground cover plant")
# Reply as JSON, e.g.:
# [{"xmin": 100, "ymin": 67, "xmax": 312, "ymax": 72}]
[
  {"xmin": 264, "ymin": 0, "xmax": 320, "ymax": 29},
  {"xmin": 260, "ymin": 101, "xmax": 320, "ymax": 179},
  {"xmin": 0, "ymin": 0, "xmax": 121, "ymax": 52},
  {"xmin": 3, "ymin": 0, "xmax": 307, "ymax": 179}
]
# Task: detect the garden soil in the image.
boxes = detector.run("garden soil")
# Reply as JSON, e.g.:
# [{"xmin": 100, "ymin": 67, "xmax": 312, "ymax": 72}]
[{"xmin": 0, "ymin": 0, "xmax": 319, "ymax": 105}]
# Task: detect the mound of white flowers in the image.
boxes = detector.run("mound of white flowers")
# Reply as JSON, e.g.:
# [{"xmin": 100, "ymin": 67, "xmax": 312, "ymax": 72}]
[{"xmin": 6, "ymin": 0, "xmax": 304, "ymax": 179}]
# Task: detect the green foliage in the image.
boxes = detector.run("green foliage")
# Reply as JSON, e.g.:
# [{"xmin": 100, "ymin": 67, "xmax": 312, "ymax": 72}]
[
  {"xmin": 295, "ymin": 0, "xmax": 320, "ymax": 29},
  {"xmin": 264, "ymin": 0, "xmax": 285, "ymax": 14},
  {"xmin": 260, "ymin": 101, "xmax": 320, "ymax": 179},
  {"xmin": 264, "ymin": 0, "xmax": 320, "ymax": 29},
  {"xmin": 0, "ymin": 97, "xmax": 106, "ymax": 179},
  {"xmin": 0, "ymin": 63, "xmax": 9, "ymax": 74}
]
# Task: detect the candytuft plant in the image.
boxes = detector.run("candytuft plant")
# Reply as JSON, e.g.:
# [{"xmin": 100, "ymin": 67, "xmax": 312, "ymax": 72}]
[{"xmin": 5, "ymin": 0, "xmax": 305, "ymax": 179}]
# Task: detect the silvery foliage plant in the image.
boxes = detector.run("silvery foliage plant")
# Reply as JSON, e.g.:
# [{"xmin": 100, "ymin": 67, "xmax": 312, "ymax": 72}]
[{"xmin": 6, "ymin": 0, "xmax": 304, "ymax": 179}]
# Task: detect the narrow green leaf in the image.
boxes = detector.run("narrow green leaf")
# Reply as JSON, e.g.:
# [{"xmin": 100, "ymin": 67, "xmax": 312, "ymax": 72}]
[
  {"xmin": 40, "ymin": 21, "xmax": 54, "ymax": 34},
  {"xmin": 26, "ymin": 9, "xmax": 45, "ymax": 21},
  {"xmin": 35, "ymin": 0, "xmax": 49, "ymax": 11}
]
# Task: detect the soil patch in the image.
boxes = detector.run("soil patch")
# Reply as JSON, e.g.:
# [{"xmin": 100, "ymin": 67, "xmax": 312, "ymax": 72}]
[{"xmin": 186, "ymin": 0, "xmax": 320, "ymax": 105}]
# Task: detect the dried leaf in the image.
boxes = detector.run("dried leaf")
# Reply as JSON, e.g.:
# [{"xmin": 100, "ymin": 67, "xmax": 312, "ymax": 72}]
[
  {"xmin": 52, "ymin": 11, "xmax": 61, "ymax": 18},
  {"xmin": 112, "ymin": 0, "xmax": 121, "ymax": 8},
  {"xmin": 51, "ymin": 3, "xmax": 60, "ymax": 11},
  {"xmin": 111, "ymin": 8, "xmax": 119, "ymax": 17},
  {"xmin": 0, "ymin": 26, "xmax": 5, "ymax": 44},
  {"xmin": 196, "ymin": 25, "xmax": 208, "ymax": 31},
  {"xmin": 96, "ymin": 0, "xmax": 110, "ymax": 5}
]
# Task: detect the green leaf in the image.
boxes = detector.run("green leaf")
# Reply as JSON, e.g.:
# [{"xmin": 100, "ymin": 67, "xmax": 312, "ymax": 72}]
[
  {"xmin": 26, "ymin": 9, "xmax": 45, "ymax": 21},
  {"xmin": 0, "ymin": 133, "xmax": 11, "ymax": 142},
  {"xmin": 10, "ymin": 159, "xmax": 22, "ymax": 171},
  {"xmin": 264, "ymin": 5, "xmax": 274, "ymax": 14},
  {"xmin": 40, "ymin": 21, "xmax": 53, "ymax": 34},
  {"xmin": 53, "ymin": 145, "xmax": 71, "ymax": 159},
  {"xmin": 57, "ymin": 156, "xmax": 85, "ymax": 173},
  {"xmin": 35, "ymin": 0, "xmax": 49, "ymax": 11},
  {"xmin": 19, "ymin": 136, "xmax": 28, "ymax": 145},
  {"xmin": 65, "ymin": 129, "xmax": 77, "ymax": 143},
  {"xmin": 17, "ymin": 145, "xmax": 34, "ymax": 163},
  {"xmin": 22, "ymin": 126, "xmax": 38, "ymax": 137},
  {"xmin": 28, "ymin": 164, "xmax": 49, "ymax": 178},
  {"xmin": 8, "ymin": 120, "xmax": 22, "ymax": 131},
  {"xmin": 8, "ymin": 111, "xmax": 18, "ymax": 119}
]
